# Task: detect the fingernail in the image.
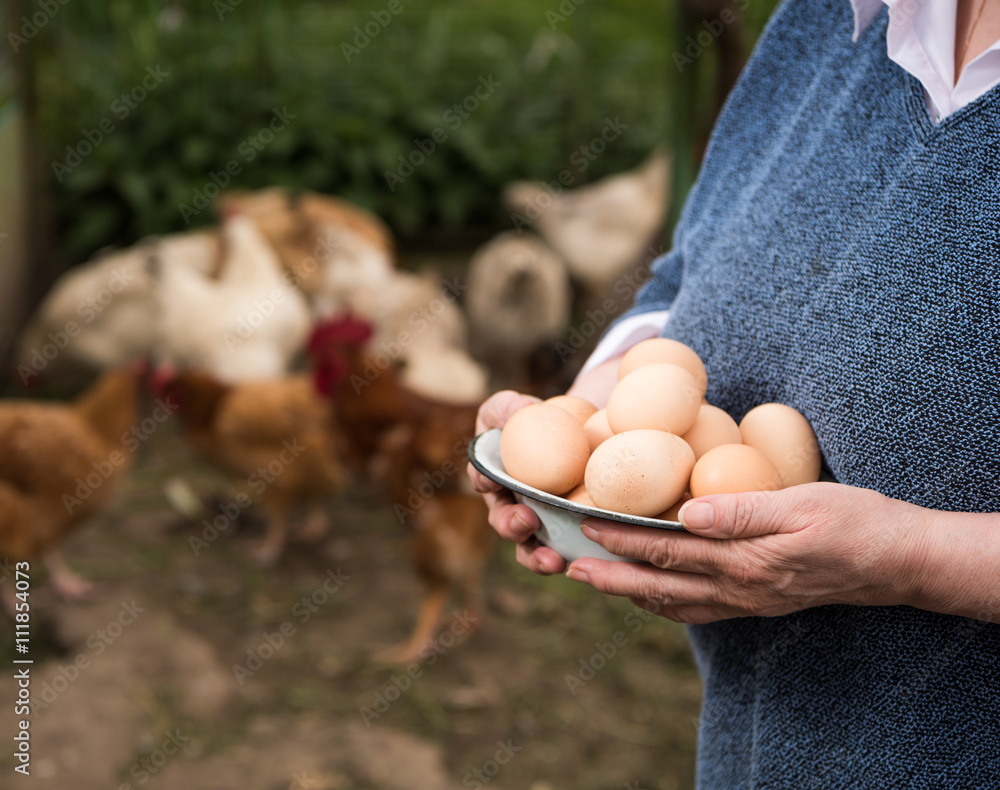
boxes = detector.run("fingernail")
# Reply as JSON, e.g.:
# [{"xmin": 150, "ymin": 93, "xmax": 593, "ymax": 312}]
[
  {"xmin": 513, "ymin": 513, "xmax": 532, "ymax": 534},
  {"xmin": 580, "ymin": 524, "xmax": 598, "ymax": 540},
  {"xmin": 566, "ymin": 566, "xmax": 589, "ymax": 583},
  {"xmin": 679, "ymin": 501, "xmax": 716, "ymax": 530}
]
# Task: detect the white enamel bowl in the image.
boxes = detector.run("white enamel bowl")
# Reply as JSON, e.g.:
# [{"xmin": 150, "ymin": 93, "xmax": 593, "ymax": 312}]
[{"xmin": 468, "ymin": 429, "xmax": 685, "ymax": 563}]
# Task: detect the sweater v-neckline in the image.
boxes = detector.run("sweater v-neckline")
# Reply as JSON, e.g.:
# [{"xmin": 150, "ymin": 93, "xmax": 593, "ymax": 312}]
[{"xmin": 904, "ymin": 67, "xmax": 1000, "ymax": 143}]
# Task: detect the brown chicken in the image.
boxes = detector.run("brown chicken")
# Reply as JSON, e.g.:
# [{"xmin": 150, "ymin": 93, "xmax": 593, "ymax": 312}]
[
  {"xmin": 309, "ymin": 316, "xmax": 492, "ymax": 663},
  {"xmin": 158, "ymin": 370, "xmax": 346, "ymax": 566},
  {"xmin": 0, "ymin": 368, "xmax": 140, "ymax": 609}
]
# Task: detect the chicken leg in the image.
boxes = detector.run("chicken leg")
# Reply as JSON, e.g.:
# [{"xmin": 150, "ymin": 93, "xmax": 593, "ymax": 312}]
[
  {"xmin": 44, "ymin": 549, "xmax": 94, "ymax": 601},
  {"xmin": 374, "ymin": 584, "xmax": 449, "ymax": 665}
]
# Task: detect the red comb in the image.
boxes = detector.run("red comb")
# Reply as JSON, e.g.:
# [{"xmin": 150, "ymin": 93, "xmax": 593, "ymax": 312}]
[{"xmin": 308, "ymin": 314, "xmax": 374, "ymax": 352}]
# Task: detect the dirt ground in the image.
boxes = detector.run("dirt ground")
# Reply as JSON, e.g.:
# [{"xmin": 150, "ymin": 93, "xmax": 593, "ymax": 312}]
[{"xmin": 0, "ymin": 399, "xmax": 703, "ymax": 790}]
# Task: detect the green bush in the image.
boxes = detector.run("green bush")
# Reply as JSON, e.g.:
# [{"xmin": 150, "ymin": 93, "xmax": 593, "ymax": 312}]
[{"xmin": 26, "ymin": 0, "xmax": 777, "ymax": 265}]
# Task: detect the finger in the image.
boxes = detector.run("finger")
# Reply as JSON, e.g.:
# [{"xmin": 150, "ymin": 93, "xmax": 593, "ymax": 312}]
[
  {"xmin": 467, "ymin": 462, "xmax": 502, "ymax": 494},
  {"xmin": 516, "ymin": 538, "xmax": 566, "ymax": 575},
  {"xmin": 476, "ymin": 391, "xmax": 541, "ymax": 434},
  {"xmin": 565, "ymin": 558, "xmax": 720, "ymax": 607},
  {"xmin": 487, "ymin": 498, "xmax": 540, "ymax": 543},
  {"xmin": 628, "ymin": 598, "xmax": 744, "ymax": 625},
  {"xmin": 580, "ymin": 518, "xmax": 729, "ymax": 574},
  {"xmin": 678, "ymin": 485, "xmax": 821, "ymax": 540}
]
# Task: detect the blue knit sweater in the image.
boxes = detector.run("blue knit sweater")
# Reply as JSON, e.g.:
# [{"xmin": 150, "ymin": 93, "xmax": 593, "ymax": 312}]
[{"xmin": 630, "ymin": 1, "xmax": 1000, "ymax": 786}]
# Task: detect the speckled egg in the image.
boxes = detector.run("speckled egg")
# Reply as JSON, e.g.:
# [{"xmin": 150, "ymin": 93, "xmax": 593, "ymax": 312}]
[{"xmin": 585, "ymin": 430, "xmax": 695, "ymax": 516}]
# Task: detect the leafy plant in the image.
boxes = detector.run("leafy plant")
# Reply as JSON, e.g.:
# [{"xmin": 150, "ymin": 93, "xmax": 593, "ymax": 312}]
[{"xmin": 26, "ymin": 0, "xmax": 777, "ymax": 265}]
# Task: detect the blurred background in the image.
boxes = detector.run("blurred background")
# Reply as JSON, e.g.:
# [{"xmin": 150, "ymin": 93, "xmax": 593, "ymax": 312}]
[{"xmin": 1, "ymin": 1, "xmax": 777, "ymax": 788}]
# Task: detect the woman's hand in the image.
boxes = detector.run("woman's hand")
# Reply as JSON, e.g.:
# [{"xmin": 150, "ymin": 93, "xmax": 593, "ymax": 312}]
[
  {"xmin": 565, "ymin": 482, "xmax": 935, "ymax": 623},
  {"xmin": 467, "ymin": 390, "xmax": 567, "ymax": 575}
]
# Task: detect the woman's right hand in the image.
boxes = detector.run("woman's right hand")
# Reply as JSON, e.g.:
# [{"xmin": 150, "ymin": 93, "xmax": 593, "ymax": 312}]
[{"xmin": 467, "ymin": 389, "xmax": 568, "ymax": 575}]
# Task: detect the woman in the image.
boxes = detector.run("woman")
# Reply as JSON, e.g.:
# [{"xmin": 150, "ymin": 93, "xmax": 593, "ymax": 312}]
[{"xmin": 470, "ymin": 0, "xmax": 1000, "ymax": 786}]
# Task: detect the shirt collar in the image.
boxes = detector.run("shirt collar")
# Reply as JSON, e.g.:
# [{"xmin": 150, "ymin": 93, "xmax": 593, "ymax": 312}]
[{"xmin": 850, "ymin": 0, "xmax": 884, "ymax": 41}]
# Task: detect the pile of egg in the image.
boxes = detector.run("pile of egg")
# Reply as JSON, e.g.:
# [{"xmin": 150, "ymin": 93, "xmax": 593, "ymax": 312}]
[{"xmin": 500, "ymin": 339, "xmax": 821, "ymax": 520}]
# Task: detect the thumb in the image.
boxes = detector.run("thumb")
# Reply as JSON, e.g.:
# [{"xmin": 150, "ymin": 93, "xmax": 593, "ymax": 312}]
[
  {"xmin": 476, "ymin": 390, "xmax": 541, "ymax": 434},
  {"xmin": 678, "ymin": 490, "xmax": 797, "ymax": 539}
]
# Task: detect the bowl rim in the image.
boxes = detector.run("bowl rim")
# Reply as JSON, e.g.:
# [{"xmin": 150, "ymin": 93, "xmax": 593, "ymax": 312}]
[{"xmin": 467, "ymin": 429, "xmax": 685, "ymax": 531}]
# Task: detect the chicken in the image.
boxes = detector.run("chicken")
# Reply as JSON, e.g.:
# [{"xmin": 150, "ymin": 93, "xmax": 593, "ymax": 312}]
[
  {"xmin": 215, "ymin": 187, "xmax": 396, "ymax": 304},
  {"xmin": 0, "ymin": 367, "xmax": 140, "ymax": 608},
  {"xmin": 465, "ymin": 231, "xmax": 571, "ymax": 390},
  {"xmin": 159, "ymin": 369, "xmax": 345, "ymax": 566},
  {"xmin": 503, "ymin": 149, "xmax": 672, "ymax": 296},
  {"xmin": 217, "ymin": 187, "xmax": 467, "ymax": 360},
  {"xmin": 309, "ymin": 316, "xmax": 492, "ymax": 663},
  {"xmin": 150, "ymin": 212, "xmax": 312, "ymax": 382},
  {"xmin": 345, "ymin": 268, "xmax": 470, "ymax": 360},
  {"xmin": 14, "ymin": 230, "xmax": 220, "ymax": 384}
]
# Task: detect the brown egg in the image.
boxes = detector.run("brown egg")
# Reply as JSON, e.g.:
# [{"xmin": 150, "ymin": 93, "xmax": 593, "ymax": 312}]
[
  {"xmin": 586, "ymin": 430, "xmax": 695, "ymax": 517},
  {"xmin": 689, "ymin": 443, "xmax": 784, "ymax": 497},
  {"xmin": 545, "ymin": 395, "xmax": 598, "ymax": 425},
  {"xmin": 739, "ymin": 403, "xmax": 821, "ymax": 487},
  {"xmin": 565, "ymin": 483, "xmax": 595, "ymax": 508},
  {"xmin": 583, "ymin": 408, "xmax": 615, "ymax": 452},
  {"xmin": 606, "ymin": 363, "xmax": 702, "ymax": 436},
  {"xmin": 682, "ymin": 404, "xmax": 743, "ymax": 460},
  {"xmin": 656, "ymin": 491, "xmax": 692, "ymax": 522},
  {"xmin": 500, "ymin": 404, "xmax": 590, "ymax": 495},
  {"xmin": 619, "ymin": 338, "xmax": 708, "ymax": 395}
]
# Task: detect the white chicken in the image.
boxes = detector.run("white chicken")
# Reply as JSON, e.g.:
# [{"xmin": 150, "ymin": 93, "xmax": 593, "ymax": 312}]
[
  {"xmin": 216, "ymin": 187, "xmax": 396, "ymax": 305},
  {"xmin": 150, "ymin": 213, "xmax": 311, "ymax": 382},
  {"xmin": 14, "ymin": 230, "xmax": 220, "ymax": 383},
  {"xmin": 465, "ymin": 231, "xmax": 571, "ymax": 388},
  {"xmin": 312, "ymin": 222, "xmax": 397, "ymax": 319},
  {"xmin": 503, "ymin": 149, "xmax": 671, "ymax": 296},
  {"xmin": 344, "ymin": 266, "xmax": 468, "ymax": 359}
]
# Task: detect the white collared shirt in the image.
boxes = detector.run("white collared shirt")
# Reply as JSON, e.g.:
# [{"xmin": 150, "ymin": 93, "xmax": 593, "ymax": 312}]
[{"xmin": 579, "ymin": 0, "xmax": 1000, "ymax": 381}]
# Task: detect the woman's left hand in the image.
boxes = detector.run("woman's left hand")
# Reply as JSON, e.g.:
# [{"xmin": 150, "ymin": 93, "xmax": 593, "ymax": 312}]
[{"xmin": 566, "ymin": 482, "xmax": 930, "ymax": 624}]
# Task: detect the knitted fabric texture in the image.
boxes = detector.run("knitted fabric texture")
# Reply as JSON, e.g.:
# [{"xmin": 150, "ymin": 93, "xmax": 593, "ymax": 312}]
[{"xmin": 628, "ymin": 0, "xmax": 1000, "ymax": 786}]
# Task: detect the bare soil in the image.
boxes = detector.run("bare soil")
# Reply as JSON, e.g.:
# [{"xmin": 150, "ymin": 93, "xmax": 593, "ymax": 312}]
[{"xmin": 0, "ymin": 412, "xmax": 702, "ymax": 790}]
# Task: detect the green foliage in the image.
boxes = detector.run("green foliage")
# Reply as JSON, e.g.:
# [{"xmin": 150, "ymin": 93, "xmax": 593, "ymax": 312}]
[{"xmin": 29, "ymin": 0, "xmax": 777, "ymax": 265}]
